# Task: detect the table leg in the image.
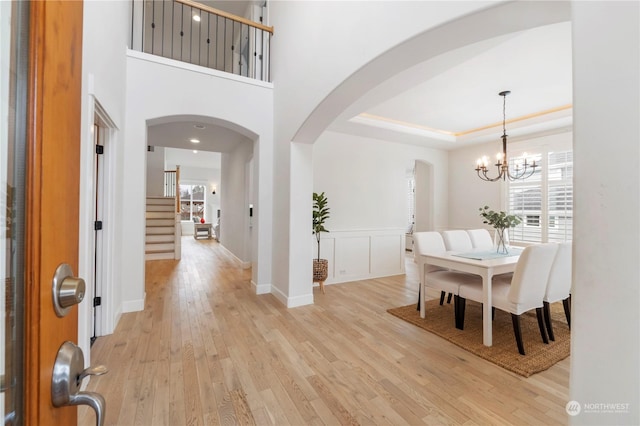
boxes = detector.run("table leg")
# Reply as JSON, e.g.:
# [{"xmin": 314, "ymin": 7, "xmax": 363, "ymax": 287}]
[{"xmin": 482, "ymin": 271, "xmax": 493, "ymax": 346}]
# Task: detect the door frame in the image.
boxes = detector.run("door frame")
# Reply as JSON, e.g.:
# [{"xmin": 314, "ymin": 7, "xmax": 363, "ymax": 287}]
[{"xmin": 78, "ymin": 97, "xmax": 119, "ymax": 360}]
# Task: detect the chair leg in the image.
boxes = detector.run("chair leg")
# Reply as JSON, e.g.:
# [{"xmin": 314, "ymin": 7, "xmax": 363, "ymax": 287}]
[
  {"xmin": 439, "ymin": 291, "xmax": 446, "ymax": 305},
  {"xmin": 454, "ymin": 295, "xmax": 466, "ymax": 330},
  {"xmin": 543, "ymin": 301, "xmax": 555, "ymax": 341},
  {"xmin": 536, "ymin": 307, "xmax": 549, "ymax": 344},
  {"xmin": 447, "ymin": 293, "xmax": 453, "ymax": 304},
  {"xmin": 563, "ymin": 296, "xmax": 571, "ymax": 329},
  {"xmin": 511, "ymin": 314, "xmax": 526, "ymax": 355}
]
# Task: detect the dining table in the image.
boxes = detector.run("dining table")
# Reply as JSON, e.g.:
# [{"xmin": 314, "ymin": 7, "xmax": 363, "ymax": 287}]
[{"xmin": 420, "ymin": 248, "xmax": 522, "ymax": 346}]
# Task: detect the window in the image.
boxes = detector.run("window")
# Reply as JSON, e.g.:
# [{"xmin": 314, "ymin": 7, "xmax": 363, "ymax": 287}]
[
  {"xmin": 180, "ymin": 184, "xmax": 205, "ymax": 221},
  {"xmin": 507, "ymin": 149, "xmax": 572, "ymax": 243}
]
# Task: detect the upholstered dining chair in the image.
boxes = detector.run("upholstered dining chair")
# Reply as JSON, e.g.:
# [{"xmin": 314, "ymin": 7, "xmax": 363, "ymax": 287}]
[
  {"xmin": 442, "ymin": 230, "xmax": 473, "ymax": 252},
  {"xmin": 413, "ymin": 231, "xmax": 452, "ymax": 309},
  {"xmin": 467, "ymin": 229, "xmax": 494, "ymax": 250},
  {"xmin": 543, "ymin": 242, "xmax": 572, "ymax": 341},
  {"xmin": 439, "ymin": 230, "xmax": 473, "ymax": 304},
  {"xmin": 456, "ymin": 243, "xmax": 559, "ymax": 355}
]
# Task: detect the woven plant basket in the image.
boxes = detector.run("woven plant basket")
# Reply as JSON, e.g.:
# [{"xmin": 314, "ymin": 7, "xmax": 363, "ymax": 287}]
[{"xmin": 313, "ymin": 259, "xmax": 328, "ymax": 282}]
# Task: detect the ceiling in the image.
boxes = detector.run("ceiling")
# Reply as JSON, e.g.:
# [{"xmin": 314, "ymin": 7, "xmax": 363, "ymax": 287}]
[
  {"xmin": 147, "ymin": 10, "xmax": 572, "ymax": 154},
  {"xmin": 147, "ymin": 120, "xmax": 250, "ymax": 153},
  {"xmin": 329, "ymin": 21, "xmax": 573, "ymax": 150}
]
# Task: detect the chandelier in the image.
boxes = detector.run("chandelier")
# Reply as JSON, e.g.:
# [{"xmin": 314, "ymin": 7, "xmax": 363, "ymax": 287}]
[{"xmin": 475, "ymin": 91, "xmax": 539, "ymax": 181}]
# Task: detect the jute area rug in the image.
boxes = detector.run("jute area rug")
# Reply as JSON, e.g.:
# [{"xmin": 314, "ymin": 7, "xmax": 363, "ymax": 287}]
[{"xmin": 387, "ymin": 299, "xmax": 570, "ymax": 377}]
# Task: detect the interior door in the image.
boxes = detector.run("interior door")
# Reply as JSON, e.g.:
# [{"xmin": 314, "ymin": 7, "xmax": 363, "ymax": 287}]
[{"xmin": 23, "ymin": 1, "xmax": 84, "ymax": 424}]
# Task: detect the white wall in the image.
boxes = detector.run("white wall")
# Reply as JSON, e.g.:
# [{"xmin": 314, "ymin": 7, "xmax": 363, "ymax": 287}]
[
  {"xmin": 311, "ymin": 131, "xmax": 448, "ymax": 287},
  {"xmin": 123, "ymin": 51, "xmax": 274, "ymax": 313},
  {"xmin": 220, "ymin": 141, "xmax": 253, "ymax": 265},
  {"xmin": 314, "ymin": 131, "xmax": 448, "ymax": 231},
  {"xmin": 447, "ymin": 132, "xmax": 572, "ymax": 230},
  {"xmin": 146, "ymin": 146, "xmax": 165, "ymax": 196},
  {"xmin": 78, "ymin": 0, "xmax": 129, "ymax": 365},
  {"xmin": 570, "ymin": 2, "xmax": 639, "ymax": 424},
  {"xmin": 270, "ymin": 1, "xmax": 501, "ymax": 144}
]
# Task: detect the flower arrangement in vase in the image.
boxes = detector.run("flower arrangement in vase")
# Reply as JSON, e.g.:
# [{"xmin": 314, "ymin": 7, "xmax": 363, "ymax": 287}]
[{"xmin": 479, "ymin": 206, "xmax": 522, "ymax": 254}]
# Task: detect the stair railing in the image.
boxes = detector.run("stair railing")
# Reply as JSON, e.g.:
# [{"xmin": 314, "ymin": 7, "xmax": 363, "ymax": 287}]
[
  {"xmin": 164, "ymin": 165, "xmax": 180, "ymax": 213},
  {"xmin": 130, "ymin": 0, "xmax": 273, "ymax": 82}
]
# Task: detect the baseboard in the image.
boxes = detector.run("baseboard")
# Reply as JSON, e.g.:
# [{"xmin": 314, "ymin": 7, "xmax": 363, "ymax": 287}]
[
  {"xmin": 252, "ymin": 280, "xmax": 272, "ymax": 295},
  {"xmin": 270, "ymin": 285, "xmax": 314, "ymax": 308},
  {"xmin": 327, "ymin": 271, "xmax": 405, "ymax": 285},
  {"xmin": 122, "ymin": 292, "xmax": 145, "ymax": 313},
  {"xmin": 287, "ymin": 293, "xmax": 314, "ymax": 308},
  {"xmin": 219, "ymin": 244, "xmax": 251, "ymax": 269}
]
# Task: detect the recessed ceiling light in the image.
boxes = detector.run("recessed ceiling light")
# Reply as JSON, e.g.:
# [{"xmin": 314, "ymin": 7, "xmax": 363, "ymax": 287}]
[
  {"xmin": 193, "ymin": 150, "xmax": 198, "ymax": 154},
  {"xmin": 190, "ymin": 138, "xmax": 200, "ymax": 144},
  {"xmin": 193, "ymin": 15, "xmax": 201, "ymax": 22},
  {"xmin": 194, "ymin": 124, "xmax": 205, "ymax": 129}
]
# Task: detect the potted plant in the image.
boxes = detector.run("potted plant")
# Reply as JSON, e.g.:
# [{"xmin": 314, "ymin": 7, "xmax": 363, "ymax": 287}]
[
  {"xmin": 312, "ymin": 192, "xmax": 330, "ymax": 287},
  {"xmin": 479, "ymin": 206, "xmax": 522, "ymax": 254}
]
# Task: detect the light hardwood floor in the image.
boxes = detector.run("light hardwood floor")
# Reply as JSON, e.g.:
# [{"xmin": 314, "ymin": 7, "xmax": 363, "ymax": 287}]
[{"xmin": 79, "ymin": 237, "xmax": 569, "ymax": 425}]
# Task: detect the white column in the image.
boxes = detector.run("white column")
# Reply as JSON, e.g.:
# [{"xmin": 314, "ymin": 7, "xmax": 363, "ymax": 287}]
[{"xmin": 570, "ymin": 1, "xmax": 640, "ymax": 424}]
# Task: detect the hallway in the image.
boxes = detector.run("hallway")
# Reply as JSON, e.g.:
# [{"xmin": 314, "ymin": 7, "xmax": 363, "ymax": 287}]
[{"xmin": 80, "ymin": 237, "xmax": 569, "ymax": 425}]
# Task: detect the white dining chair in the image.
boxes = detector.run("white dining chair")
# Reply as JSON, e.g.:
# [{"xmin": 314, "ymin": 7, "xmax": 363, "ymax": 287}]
[
  {"xmin": 442, "ymin": 230, "xmax": 473, "ymax": 252},
  {"xmin": 456, "ymin": 243, "xmax": 559, "ymax": 355},
  {"xmin": 413, "ymin": 231, "xmax": 453, "ymax": 308},
  {"xmin": 466, "ymin": 229, "xmax": 494, "ymax": 250},
  {"xmin": 543, "ymin": 242, "xmax": 572, "ymax": 341},
  {"xmin": 438, "ymin": 230, "xmax": 474, "ymax": 304}
]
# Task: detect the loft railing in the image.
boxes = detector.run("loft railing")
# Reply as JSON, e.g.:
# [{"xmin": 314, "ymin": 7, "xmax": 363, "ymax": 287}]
[
  {"xmin": 164, "ymin": 165, "xmax": 180, "ymax": 212},
  {"xmin": 130, "ymin": 0, "xmax": 272, "ymax": 82}
]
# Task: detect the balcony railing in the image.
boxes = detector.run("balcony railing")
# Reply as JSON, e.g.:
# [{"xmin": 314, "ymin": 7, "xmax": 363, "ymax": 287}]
[{"xmin": 130, "ymin": 0, "xmax": 272, "ymax": 82}]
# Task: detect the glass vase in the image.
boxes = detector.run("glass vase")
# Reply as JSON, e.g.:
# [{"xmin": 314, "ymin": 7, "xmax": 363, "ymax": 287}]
[{"xmin": 493, "ymin": 228, "xmax": 510, "ymax": 254}]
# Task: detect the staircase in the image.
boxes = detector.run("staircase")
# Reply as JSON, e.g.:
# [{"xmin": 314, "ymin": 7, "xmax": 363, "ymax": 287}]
[{"xmin": 145, "ymin": 197, "xmax": 178, "ymax": 260}]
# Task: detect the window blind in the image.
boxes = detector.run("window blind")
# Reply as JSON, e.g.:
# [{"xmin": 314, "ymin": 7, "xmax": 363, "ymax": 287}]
[{"xmin": 507, "ymin": 149, "xmax": 572, "ymax": 243}]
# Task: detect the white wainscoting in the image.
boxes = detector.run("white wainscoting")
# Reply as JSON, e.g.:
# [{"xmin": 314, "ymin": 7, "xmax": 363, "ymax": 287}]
[{"xmin": 314, "ymin": 229, "xmax": 406, "ymax": 285}]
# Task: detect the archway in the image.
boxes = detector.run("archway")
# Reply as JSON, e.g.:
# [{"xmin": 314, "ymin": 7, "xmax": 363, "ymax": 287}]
[{"xmin": 286, "ymin": 0, "xmax": 571, "ymax": 304}]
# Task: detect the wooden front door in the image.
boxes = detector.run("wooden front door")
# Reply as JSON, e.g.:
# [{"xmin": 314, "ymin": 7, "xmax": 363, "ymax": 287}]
[{"xmin": 24, "ymin": 1, "xmax": 84, "ymax": 424}]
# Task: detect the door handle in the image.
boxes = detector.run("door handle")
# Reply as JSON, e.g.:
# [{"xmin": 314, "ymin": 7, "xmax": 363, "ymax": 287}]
[
  {"xmin": 52, "ymin": 341, "xmax": 108, "ymax": 426},
  {"xmin": 52, "ymin": 263, "xmax": 86, "ymax": 317}
]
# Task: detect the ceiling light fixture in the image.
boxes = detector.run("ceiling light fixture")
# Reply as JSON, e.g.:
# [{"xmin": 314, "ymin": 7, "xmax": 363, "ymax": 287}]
[
  {"xmin": 475, "ymin": 91, "xmax": 539, "ymax": 182},
  {"xmin": 193, "ymin": 14, "xmax": 201, "ymax": 22},
  {"xmin": 193, "ymin": 150, "xmax": 198, "ymax": 154},
  {"xmin": 190, "ymin": 138, "xmax": 200, "ymax": 144}
]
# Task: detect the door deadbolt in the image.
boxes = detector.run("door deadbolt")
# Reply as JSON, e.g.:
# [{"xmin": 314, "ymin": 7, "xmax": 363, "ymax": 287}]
[
  {"xmin": 52, "ymin": 263, "xmax": 86, "ymax": 317},
  {"xmin": 52, "ymin": 341, "xmax": 107, "ymax": 426}
]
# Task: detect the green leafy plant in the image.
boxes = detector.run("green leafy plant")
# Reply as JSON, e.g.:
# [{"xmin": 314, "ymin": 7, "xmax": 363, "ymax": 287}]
[
  {"xmin": 479, "ymin": 206, "xmax": 521, "ymax": 253},
  {"xmin": 313, "ymin": 192, "xmax": 330, "ymax": 261},
  {"xmin": 479, "ymin": 206, "xmax": 522, "ymax": 229}
]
